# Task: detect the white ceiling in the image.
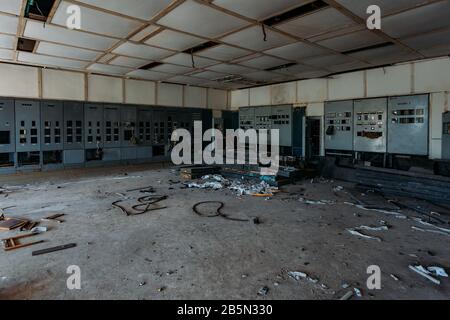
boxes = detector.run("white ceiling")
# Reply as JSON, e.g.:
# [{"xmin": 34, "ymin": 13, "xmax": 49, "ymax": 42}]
[{"xmin": 0, "ymin": 0, "xmax": 449, "ymax": 90}]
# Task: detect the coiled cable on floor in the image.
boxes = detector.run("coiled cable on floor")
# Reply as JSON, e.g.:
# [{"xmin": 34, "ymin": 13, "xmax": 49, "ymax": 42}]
[{"xmin": 193, "ymin": 201, "xmax": 249, "ymax": 222}]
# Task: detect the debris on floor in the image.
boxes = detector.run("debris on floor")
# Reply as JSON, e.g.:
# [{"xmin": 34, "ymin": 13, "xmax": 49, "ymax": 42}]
[
  {"xmin": 113, "ymin": 195, "xmax": 168, "ymax": 216},
  {"xmin": 41, "ymin": 213, "xmax": 65, "ymax": 224},
  {"xmin": 0, "ymin": 214, "xmax": 29, "ymax": 231},
  {"xmin": 2, "ymin": 233, "xmax": 45, "ymax": 251},
  {"xmin": 192, "ymin": 201, "xmax": 251, "ymax": 222},
  {"xmin": 298, "ymin": 198, "xmax": 336, "ymax": 205},
  {"xmin": 346, "ymin": 228, "xmax": 382, "ymax": 242},
  {"xmin": 257, "ymin": 286, "xmax": 269, "ymax": 296},
  {"xmin": 32, "ymin": 243, "xmax": 77, "ymax": 256},
  {"xmin": 408, "ymin": 265, "xmax": 448, "ymax": 285}
]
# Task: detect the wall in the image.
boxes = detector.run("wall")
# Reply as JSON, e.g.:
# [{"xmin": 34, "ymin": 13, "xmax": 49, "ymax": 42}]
[
  {"xmin": 0, "ymin": 62, "xmax": 229, "ymax": 110},
  {"xmin": 231, "ymin": 56, "xmax": 450, "ymax": 159}
]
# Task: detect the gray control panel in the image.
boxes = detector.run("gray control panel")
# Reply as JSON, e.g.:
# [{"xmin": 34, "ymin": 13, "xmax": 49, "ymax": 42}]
[
  {"xmin": 239, "ymin": 107, "xmax": 255, "ymax": 130},
  {"xmin": 255, "ymin": 107, "xmax": 272, "ymax": 130},
  {"xmin": 271, "ymin": 105, "xmax": 292, "ymax": 147},
  {"xmin": 325, "ymin": 100, "xmax": 353, "ymax": 151},
  {"xmin": 121, "ymin": 106, "xmax": 137, "ymax": 148},
  {"xmin": 84, "ymin": 104, "xmax": 103, "ymax": 149},
  {"xmin": 0, "ymin": 98, "xmax": 15, "ymax": 153},
  {"xmin": 388, "ymin": 95, "xmax": 429, "ymax": 156},
  {"xmin": 153, "ymin": 110, "xmax": 167, "ymax": 145},
  {"xmin": 443, "ymin": 112, "xmax": 450, "ymax": 160},
  {"xmin": 41, "ymin": 101, "xmax": 63, "ymax": 151},
  {"xmin": 15, "ymin": 100, "xmax": 41, "ymax": 152},
  {"xmin": 64, "ymin": 102, "xmax": 84, "ymax": 150},
  {"xmin": 354, "ymin": 98, "xmax": 387, "ymax": 153},
  {"xmin": 137, "ymin": 108, "xmax": 152, "ymax": 147},
  {"xmin": 103, "ymin": 105, "xmax": 120, "ymax": 148}
]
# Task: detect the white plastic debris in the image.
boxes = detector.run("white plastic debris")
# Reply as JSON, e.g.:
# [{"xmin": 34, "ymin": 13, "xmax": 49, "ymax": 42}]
[
  {"xmin": 355, "ymin": 225, "xmax": 389, "ymax": 232},
  {"xmin": 390, "ymin": 274, "xmax": 399, "ymax": 281},
  {"xmin": 411, "ymin": 226, "xmax": 450, "ymax": 237},
  {"xmin": 288, "ymin": 271, "xmax": 307, "ymax": 281},
  {"xmin": 31, "ymin": 226, "xmax": 47, "ymax": 234},
  {"xmin": 353, "ymin": 288, "xmax": 362, "ymax": 298},
  {"xmin": 344, "ymin": 202, "xmax": 405, "ymax": 218},
  {"xmin": 427, "ymin": 267, "xmax": 448, "ymax": 278},
  {"xmin": 299, "ymin": 198, "xmax": 336, "ymax": 205},
  {"xmin": 409, "ymin": 265, "xmax": 441, "ymax": 285},
  {"xmin": 347, "ymin": 229, "xmax": 382, "ymax": 242},
  {"xmin": 413, "ymin": 218, "xmax": 450, "ymax": 234}
]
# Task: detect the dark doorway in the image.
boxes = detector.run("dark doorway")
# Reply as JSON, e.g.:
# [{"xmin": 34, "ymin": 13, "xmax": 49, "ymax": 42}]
[{"xmin": 306, "ymin": 117, "xmax": 321, "ymax": 160}]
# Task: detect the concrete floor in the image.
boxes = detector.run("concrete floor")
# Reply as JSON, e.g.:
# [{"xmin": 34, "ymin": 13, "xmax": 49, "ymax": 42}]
[{"xmin": 0, "ymin": 164, "xmax": 448, "ymax": 300}]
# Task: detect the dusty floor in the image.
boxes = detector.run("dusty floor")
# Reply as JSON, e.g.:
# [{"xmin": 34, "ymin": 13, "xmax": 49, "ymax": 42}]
[{"xmin": 0, "ymin": 163, "xmax": 448, "ymax": 300}]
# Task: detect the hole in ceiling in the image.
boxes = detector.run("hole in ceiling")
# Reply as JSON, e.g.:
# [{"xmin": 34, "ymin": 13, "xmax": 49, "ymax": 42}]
[
  {"xmin": 182, "ymin": 41, "xmax": 220, "ymax": 54},
  {"xmin": 263, "ymin": 0, "xmax": 329, "ymax": 26},
  {"xmin": 341, "ymin": 42, "xmax": 395, "ymax": 55},
  {"xmin": 139, "ymin": 62, "xmax": 164, "ymax": 70},
  {"xmin": 265, "ymin": 62, "xmax": 298, "ymax": 72},
  {"xmin": 25, "ymin": 0, "xmax": 56, "ymax": 22},
  {"xmin": 17, "ymin": 38, "xmax": 37, "ymax": 52}
]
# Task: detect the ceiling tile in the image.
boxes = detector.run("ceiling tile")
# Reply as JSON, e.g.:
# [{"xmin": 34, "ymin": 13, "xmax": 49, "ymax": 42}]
[
  {"xmin": 419, "ymin": 44, "xmax": 450, "ymax": 58},
  {"xmin": 52, "ymin": 1, "xmax": 142, "ymax": 38},
  {"xmin": 302, "ymin": 54, "xmax": 356, "ymax": 68},
  {"xmin": 195, "ymin": 45, "xmax": 252, "ymax": 61},
  {"xmin": 158, "ymin": 0, "xmax": 249, "ymax": 38},
  {"xmin": 0, "ymin": 14, "xmax": 19, "ymax": 35},
  {"xmin": 382, "ymin": 2, "xmax": 450, "ymax": 38},
  {"xmin": 18, "ymin": 52, "xmax": 88, "ymax": 69},
  {"xmin": 98, "ymin": 53, "xmax": 116, "ymax": 63},
  {"xmin": 221, "ymin": 25, "xmax": 296, "ymax": 51},
  {"xmin": 316, "ymin": 30, "xmax": 385, "ymax": 52},
  {"xmin": 76, "ymin": 0, "xmax": 173, "ymax": 20},
  {"xmin": 239, "ymin": 55, "xmax": 290, "ymax": 70},
  {"xmin": 88, "ymin": 63, "xmax": 133, "ymax": 75},
  {"xmin": 109, "ymin": 56, "xmax": 149, "ymax": 68},
  {"xmin": 327, "ymin": 60, "xmax": 371, "ymax": 73},
  {"xmin": 402, "ymin": 28, "xmax": 450, "ymax": 51},
  {"xmin": 273, "ymin": 63, "xmax": 319, "ymax": 75},
  {"xmin": 0, "ymin": 34, "xmax": 16, "ymax": 50},
  {"xmin": 189, "ymin": 70, "xmax": 228, "ymax": 80},
  {"xmin": 151, "ymin": 63, "xmax": 194, "ymax": 75},
  {"xmin": 0, "ymin": 0, "xmax": 21, "ymax": 15},
  {"xmin": 145, "ymin": 29, "xmax": 205, "ymax": 51},
  {"xmin": 207, "ymin": 63, "xmax": 258, "ymax": 75},
  {"xmin": 348, "ymin": 45, "xmax": 421, "ymax": 65},
  {"xmin": 24, "ymin": 20, "xmax": 117, "ymax": 51},
  {"xmin": 127, "ymin": 69, "xmax": 172, "ymax": 81},
  {"xmin": 36, "ymin": 42, "xmax": 100, "ymax": 61},
  {"xmin": 213, "ymin": 0, "xmax": 313, "ymax": 20},
  {"xmin": 265, "ymin": 42, "xmax": 330, "ymax": 61},
  {"xmin": 113, "ymin": 42, "xmax": 173, "ymax": 60},
  {"xmin": 335, "ymin": 0, "xmax": 431, "ymax": 18},
  {"xmin": 130, "ymin": 25, "xmax": 160, "ymax": 42},
  {"xmin": 244, "ymin": 71, "xmax": 280, "ymax": 82},
  {"xmin": 162, "ymin": 53, "xmax": 218, "ymax": 68},
  {"xmin": 166, "ymin": 75, "xmax": 206, "ymax": 85},
  {"xmin": 275, "ymin": 7, "xmax": 356, "ymax": 39},
  {"xmin": 0, "ymin": 48, "xmax": 14, "ymax": 61},
  {"xmin": 295, "ymin": 70, "xmax": 330, "ymax": 79}
]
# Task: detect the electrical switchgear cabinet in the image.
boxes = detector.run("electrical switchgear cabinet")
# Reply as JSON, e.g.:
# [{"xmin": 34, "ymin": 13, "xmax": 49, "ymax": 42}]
[
  {"xmin": 271, "ymin": 105, "xmax": 293, "ymax": 147},
  {"xmin": 0, "ymin": 98, "xmax": 15, "ymax": 154},
  {"xmin": 41, "ymin": 101, "xmax": 63, "ymax": 152},
  {"xmin": 443, "ymin": 112, "xmax": 450, "ymax": 160},
  {"xmin": 15, "ymin": 100, "xmax": 41, "ymax": 153},
  {"xmin": 388, "ymin": 95, "xmax": 429, "ymax": 156},
  {"xmin": 120, "ymin": 106, "xmax": 138, "ymax": 161},
  {"xmin": 354, "ymin": 98, "xmax": 387, "ymax": 153},
  {"xmin": 325, "ymin": 100, "xmax": 354, "ymax": 151}
]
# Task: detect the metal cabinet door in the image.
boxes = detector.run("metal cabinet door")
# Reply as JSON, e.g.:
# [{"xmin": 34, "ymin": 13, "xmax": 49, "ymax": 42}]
[
  {"xmin": 103, "ymin": 105, "xmax": 120, "ymax": 148},
  {"xmin": 442, "ymin": 112, "xmax": 450, "ymax": 160},
  {"xmin": 15, "ymin": 100, "xmax": 41, "ymax": 152},
  {"xmin": 388, "ymin": 95, "xmax": 429, "ymax": 156},
  {"xmin": 354, "ymin": 98, "xmax": 387, "ymax": 153},
  {"xmin": 153, "ymin": 110, "xmax": 167, "ymax": 145},
  {"xmin": 137, "ymin": 108, "xmax": 153, "ymax": 147},
  {"xmin": 271, "ymin": 105, "xmax": 293, "ymax": 147},
  {"xmin": 64, "ymin": 102, "xmax": 84, "ymax": 150},
  {"xmin": 0, "ymin": 99, "xmax": 15, "ymax": 153},
  {"xmin": 41, "ymin": 101, "xmax": 63, "ymax": 151},
  {"xmin": 324, "ymin": 100, "xmax": 354, "ymax": 151},
  {"xmin": 84, "ymin": 104, "xmax": 104, "ymax": 149},
  {"xmin": 121, "ymin": 106, "xmax": 137, "ymax": 148}
]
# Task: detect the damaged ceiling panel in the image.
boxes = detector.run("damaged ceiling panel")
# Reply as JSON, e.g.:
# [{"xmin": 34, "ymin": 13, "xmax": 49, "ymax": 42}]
[{"xmin": 0, "ymin": 0, "xmax": 448, "ymax": 89}]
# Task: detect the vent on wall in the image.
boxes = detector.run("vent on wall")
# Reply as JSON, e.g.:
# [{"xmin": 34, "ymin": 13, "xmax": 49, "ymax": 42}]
[
  {"xmin": 25, "ymin": 0, "xmax": 56, "ymax": 22},
  {"xmin": 17, "ymin": 38, "xmax": 37, "ymax": 52},
  {"xmin": 263, "ymin": 0, "xmax": 329, "ymax": 26},
  {"xmin": 182, "ymin": 41, "xmax": 220, "ymax": 54}
]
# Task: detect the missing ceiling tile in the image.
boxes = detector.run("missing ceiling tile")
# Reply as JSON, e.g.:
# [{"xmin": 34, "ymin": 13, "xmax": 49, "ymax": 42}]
[
  {"xmin": 139, "ymin": 62, "xmax": 164, "ymax": 70},
  {"xmin": 341, "ymin": 42, "xmax": 395, "ymax": 55},
  {"xmin": 263, "ymin": 0, "xmax": 329, "ymax": 26},
  {"xmin": 25, "ymin": 0, "xmax": 56, "ymax": 22},
  {"xmin": 17, "ymin": 38, "xmax": 37, "ymax": 52},
  {"xmin": 265, "ymin": 62, "xmax": 297, "ymax": 72}
]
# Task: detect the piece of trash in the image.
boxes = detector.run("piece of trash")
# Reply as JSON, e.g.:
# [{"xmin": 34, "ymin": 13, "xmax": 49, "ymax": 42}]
[
  {"xmin": 341, "ymin": 283, "xmax": 350, "ymax": 289},
  {"xmin": 347, "ymin": 229, "xmax": 382, "ymax": 242},
  {"xmin": 288, "ymin": 271, "xmax": 307, "ymax": 281},
  {"xmin": 427, "ymin": 267, "xmax": 448, "ymax": 278},
  {"xmin": 139, "ymin": 281, "xmax": 146, "ymax": 286},
  {"xmin": 340, "ymin": 290, "xmax": 354, "ymax": 300},
  {"xmin": 408, "ymin": 265, "xmax": 441, "ymax": 285},
  {"xmin": 413, "ymin": 218, "xmax": 450, "ymax": 234},
  {"xmin": 355, "ymin": 225, "xmax": 389, "ymax": 232},
  {"xmin": 32, "ymin": 243, "xmax": 77, "ymax": 256},
  {"xmin": 354, "ymin": 288, "xmax": 362, "ymax": 298},
  {"xmin": 344, "ymin": 202, "xmax": 405, "ymax": 217},
  {"xmin": 31, "ymin": 226, "xmax": 47, "ymax": 234},
  {"xmin": 411, "ymin": 226, "xmax": 450, "ymax": 237},
  {"xmin": 333, "ymin": 186, "xmax": 344, "ymax": 192},
  {"xmin": 390, "ymin": 274, "xmax": 399, "ymax": 281},
  {"xmin": 257, "ymin": 286, "xmax": 269, "ymax": 296},
  {"xmin": 299, "ymin": 198, "xmax": 335, "ymax": 205},
  {"xmin": 157, "ymin": 287, "xmax": 166, "ymax": 292}
]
